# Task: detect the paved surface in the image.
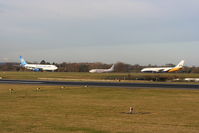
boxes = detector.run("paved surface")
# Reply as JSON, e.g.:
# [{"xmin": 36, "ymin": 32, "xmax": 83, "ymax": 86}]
[{"xmin": 0, "ymin": 79, "xmax": 199, "ymax": 89}]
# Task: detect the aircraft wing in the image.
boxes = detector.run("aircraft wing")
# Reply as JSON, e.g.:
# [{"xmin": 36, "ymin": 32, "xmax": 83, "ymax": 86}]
[
  {"xmin": 156, "ymin": 68, "xmax": 172, "ymax": 73},
  {"xmin": 26, "ymin": 66, "xmax": 43, "ymax": 71}
]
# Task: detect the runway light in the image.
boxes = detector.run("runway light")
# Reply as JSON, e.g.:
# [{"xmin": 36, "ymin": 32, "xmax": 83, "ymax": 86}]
[
  {"xmin": 129, "ymin": 107, "xmax": 134, "ymax": 114},
  {"xmin": 9, "ymin": 89, "xmax": 14, "ymax": 94},
  {"xmin": 36, "ymin": 88, "xmax": 41, "ymax": 91}
]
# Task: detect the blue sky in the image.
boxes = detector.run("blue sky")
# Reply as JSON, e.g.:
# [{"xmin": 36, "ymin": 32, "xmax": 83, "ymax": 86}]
[{"xmin": 0, "ymin": 0, "xmax": 199, "ymax": 66}]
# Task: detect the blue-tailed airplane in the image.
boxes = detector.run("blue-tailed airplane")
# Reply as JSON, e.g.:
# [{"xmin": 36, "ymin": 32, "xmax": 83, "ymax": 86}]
[{"xmin": 19, "ymin": 56, "xmax": 58, "ymax": 71}]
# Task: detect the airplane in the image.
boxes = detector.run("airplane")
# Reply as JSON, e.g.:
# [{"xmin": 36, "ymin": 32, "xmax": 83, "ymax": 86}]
[
  {"xmin": 141, "ymin": 60, "xmax": 185, "ymax": 73},
  {"xmin": 19, "ymin": 56, "xmax": 58, "ymax": 71},
  {"xmin": 89, "ymin": 64, "xmax": 114, "ymax": 73}
]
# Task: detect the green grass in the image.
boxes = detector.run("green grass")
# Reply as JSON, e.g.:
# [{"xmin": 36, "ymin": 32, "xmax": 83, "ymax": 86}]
[
  {"xmin": 1, "ymin": 71, "xmax": 199, "ymax": 84},
  {"xmin": 0, "ymin": 84, "xmax": 199, "ymax": 133},
  {"xmin": 0, "ymin": 71, "xmax": 125, "ymax": 80}
]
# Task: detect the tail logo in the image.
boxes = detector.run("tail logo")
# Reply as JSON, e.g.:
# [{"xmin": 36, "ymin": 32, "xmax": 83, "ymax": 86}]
[{"xmin": 20, "ymin": 56, "xmax": 27, "ymax": 66}]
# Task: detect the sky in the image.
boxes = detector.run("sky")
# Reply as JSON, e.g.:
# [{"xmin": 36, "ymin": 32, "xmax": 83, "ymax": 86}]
[{"xmin": 0, "ymin": 0, "xmax": 199, "ymax": 66}]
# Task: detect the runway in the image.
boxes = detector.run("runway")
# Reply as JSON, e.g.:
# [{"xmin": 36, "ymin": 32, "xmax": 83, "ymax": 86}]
[{"xmin": 0, "ymin": 79, "xmax": 199, "ymax": 89}]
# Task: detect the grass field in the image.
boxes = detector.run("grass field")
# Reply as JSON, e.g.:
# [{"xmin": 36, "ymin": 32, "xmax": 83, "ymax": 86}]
[
  {"xmin": 1, "ymin": 71, "xmax": 199, "ymax": 84},
  {"xmin": 0, "ymin": 84, "xmax": 199, "ymax": 133}
]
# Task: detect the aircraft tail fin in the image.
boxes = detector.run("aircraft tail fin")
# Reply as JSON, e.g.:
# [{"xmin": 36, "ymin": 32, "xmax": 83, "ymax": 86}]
[
  {"xmin": 19, "ymin": 56, "xmax": 27, "ymax": 66},
  {"xmin": 109, "ymin": 64, "xmax": 114, "ymax": 71},
  {"xmin": 175, "ymin": 60, "xmax": 184, "ymax": 68}
]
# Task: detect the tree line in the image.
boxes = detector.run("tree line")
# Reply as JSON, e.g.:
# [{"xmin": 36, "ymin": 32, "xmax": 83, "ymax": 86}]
[{"xmin": 0, "ymin": 61, "xmax": 199, "ymax": 73}]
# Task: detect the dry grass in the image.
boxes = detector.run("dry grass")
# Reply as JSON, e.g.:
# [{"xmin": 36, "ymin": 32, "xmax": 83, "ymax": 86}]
[{"xmin": 0, "ymin": 84, "xmax": 199, "ymax": 133}]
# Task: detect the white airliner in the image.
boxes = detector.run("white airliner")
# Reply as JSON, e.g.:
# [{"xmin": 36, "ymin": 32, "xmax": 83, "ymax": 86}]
[
  {"xmin": 141, "ymin": 60, "xmax": 185, "ymax": 73},
  {"xmin": 89, "ymin": 64, "xmax": 114, "ymax": 73},
  {"xmin": 19, "ymin": 56, "xmax": 58, "ymax": 71}
]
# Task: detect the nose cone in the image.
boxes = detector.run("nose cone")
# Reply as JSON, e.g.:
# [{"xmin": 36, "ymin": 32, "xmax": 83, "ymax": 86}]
[{"xmin": 53, "ymin": 66, "xmax": 58, "ymax": 70}]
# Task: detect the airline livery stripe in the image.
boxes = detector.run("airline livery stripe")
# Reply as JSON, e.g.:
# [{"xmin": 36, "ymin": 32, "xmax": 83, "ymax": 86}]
[{"xmin": 168, "ymin": 67, "xmax": 181, "ymax": 72}]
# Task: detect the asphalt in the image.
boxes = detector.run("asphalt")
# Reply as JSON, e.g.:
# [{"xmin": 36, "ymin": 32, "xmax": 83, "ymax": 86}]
[{"xmin": 0, "ymin": 79, "xmax": 199, "ymax": 89}]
